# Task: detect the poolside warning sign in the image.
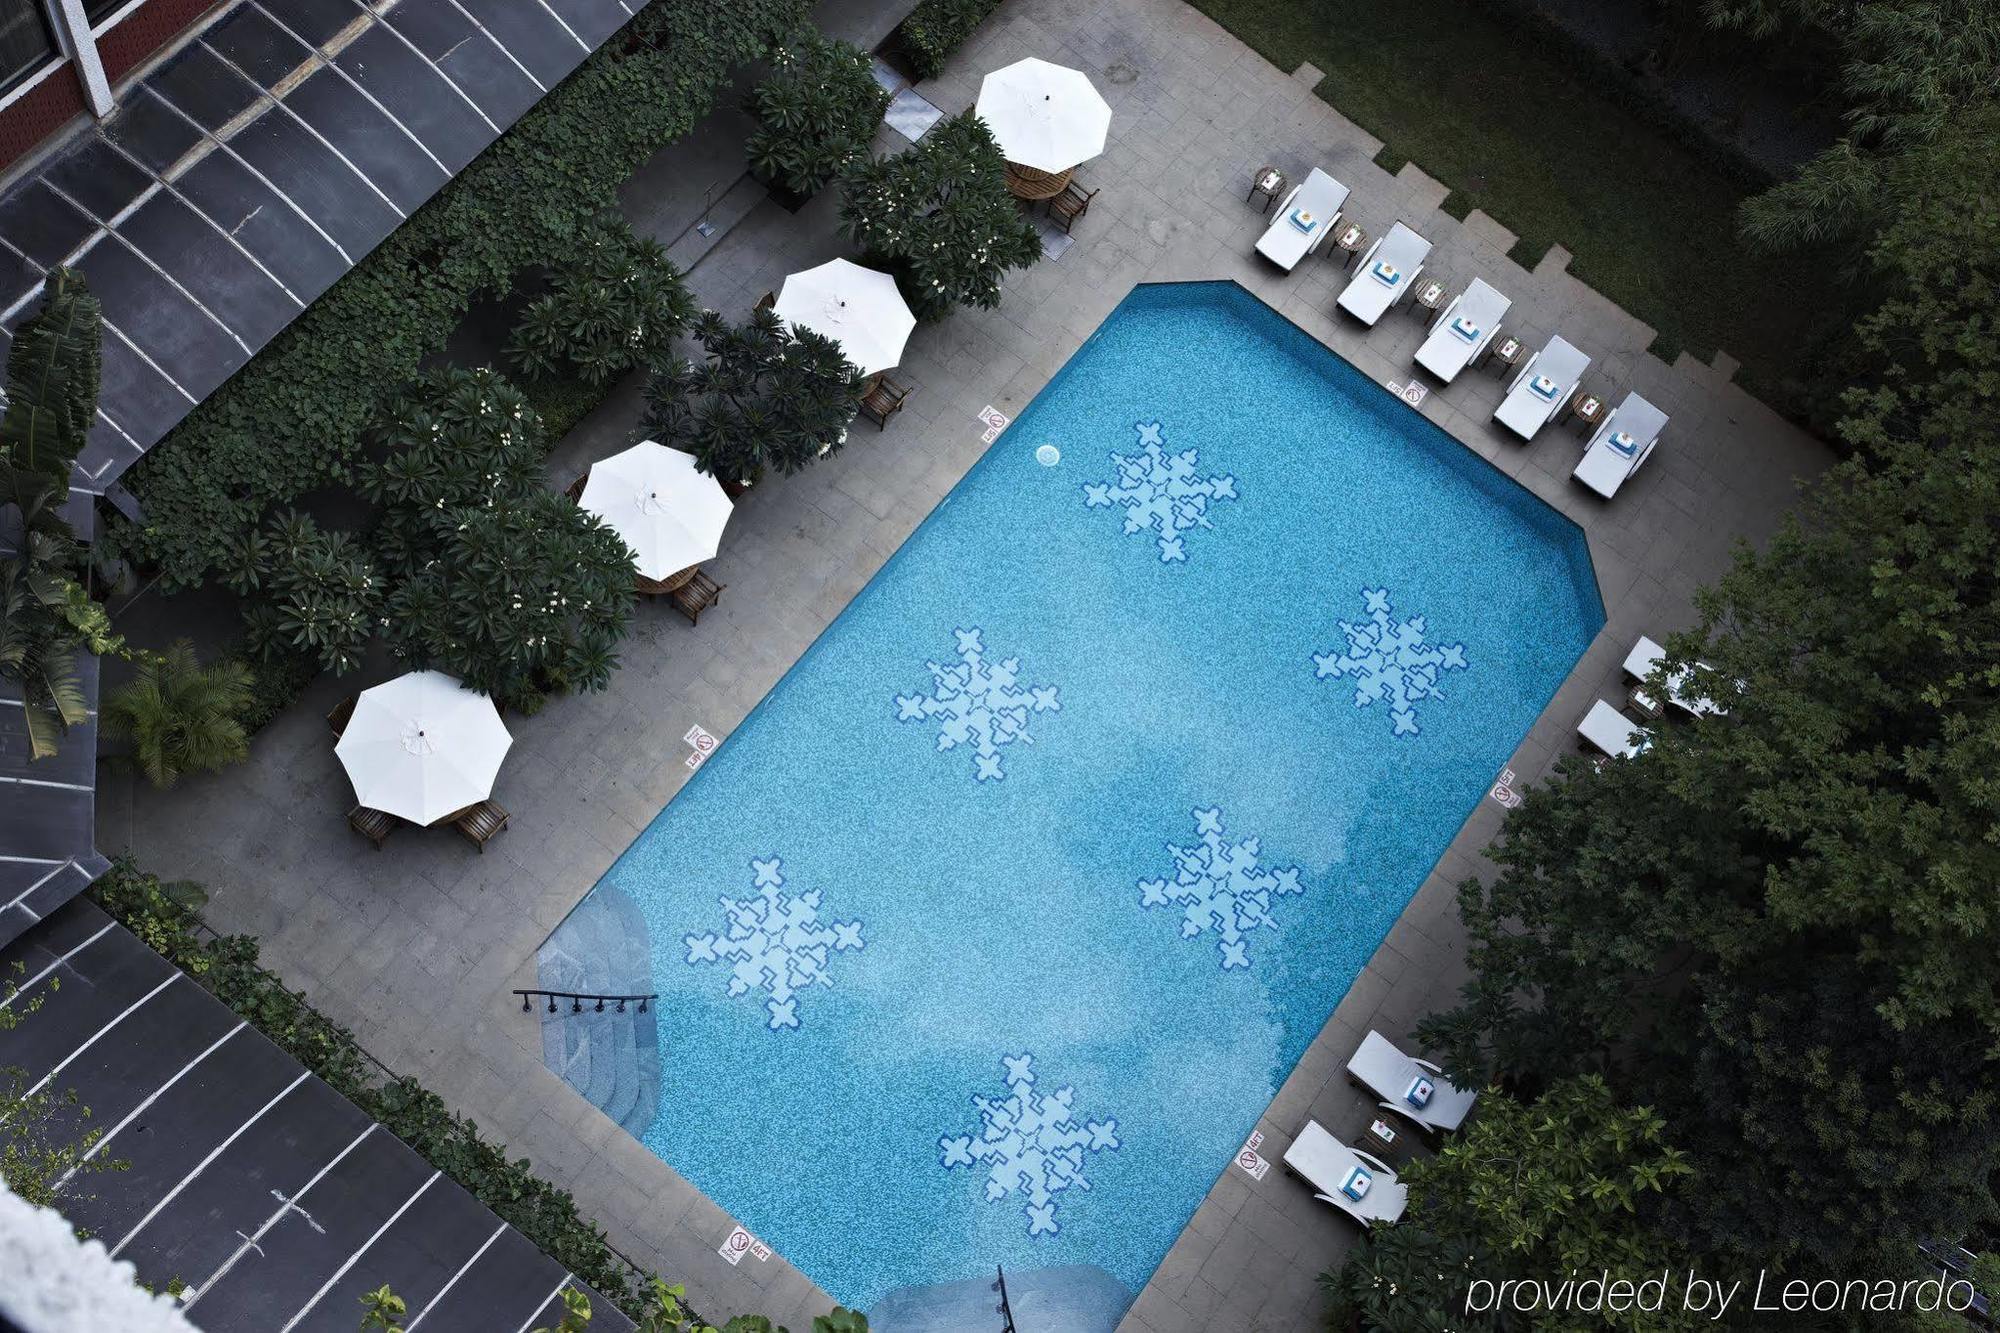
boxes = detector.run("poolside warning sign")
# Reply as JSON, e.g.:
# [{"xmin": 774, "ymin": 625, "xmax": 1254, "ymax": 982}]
[
  {"xmin": 1490, "ymin": 767, "xmax": 1523, "ymax": 809},
  {"xmin": 719, "ymin": 1224, "xmax": 772, "ymax": 1265},
  {"xmin": 685, "ymin": 724, "xmax": 718, "ymax": 771},
  {"xmin": 1235, "ymin": 1131, "xmax": 1271, "ymax": 1181},
  {"xmin": 978, "ymin": 405, "xmax": 1011, "ymax": 443}
]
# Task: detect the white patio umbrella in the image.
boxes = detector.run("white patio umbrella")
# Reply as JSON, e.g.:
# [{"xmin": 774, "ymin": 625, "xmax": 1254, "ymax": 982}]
[
  {"xmin": 975, "ymin": 58, "xmax": 1112, "ymax": 174},
  {"xmin": 772, "ymin": 259, "xmax": 914, "ymax": 378},
  {"xmin": 335, "ymin": 671, "xmax": 512, "ymax": 826},
  {"xmin": 578, "ymin": 441, "xmax": 733, "ymax": 582}
]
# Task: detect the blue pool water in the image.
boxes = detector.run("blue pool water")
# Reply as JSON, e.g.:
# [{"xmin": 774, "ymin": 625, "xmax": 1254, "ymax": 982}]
[{"xmin": 543, "ymin": 282, "xmax": 1601, "ymax": 1318}]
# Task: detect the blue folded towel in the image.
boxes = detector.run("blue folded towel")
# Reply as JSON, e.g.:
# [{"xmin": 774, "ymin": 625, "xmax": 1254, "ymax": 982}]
[
  {"xmin": 1450, "ymin": 316, "xmax": 1481, "ymax": 343},
  {"xmin": 1404, "ymin": 1074, "xmax": 1434, "ymax": 1108},
  {"xmin": 1608, "ymin": 429, "xmax": 1639, "ymax": 456},
  {"xmin": 1340, "ymin": 1165, "xmax": 1372, "ymax": 1202},
  {"xmin": 1371, "ymin": 261, "xmax": 1402, "ymax": 288},
  {"xmin": 1529, "ymin": 375, "xmax": 1560, "ymax": 401},
  {"xmin": 1289, "ymin": 209, "xmax": 1320, "ymax": 235}
]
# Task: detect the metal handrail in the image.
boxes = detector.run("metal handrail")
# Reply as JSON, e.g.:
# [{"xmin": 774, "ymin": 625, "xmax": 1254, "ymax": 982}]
[
  {"xmin": 994, "ymin": 1265, "xmax": 1017, "ymax": 1333},
  {"xmin": 515, "ymin": 988, "xmax": 656, "ymax": 1014}
]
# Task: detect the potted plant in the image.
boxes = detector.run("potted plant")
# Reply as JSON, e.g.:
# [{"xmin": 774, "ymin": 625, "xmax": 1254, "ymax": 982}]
[{"xmin": 745, "ymin": 35, "xmax": 890, "ymax": 210}]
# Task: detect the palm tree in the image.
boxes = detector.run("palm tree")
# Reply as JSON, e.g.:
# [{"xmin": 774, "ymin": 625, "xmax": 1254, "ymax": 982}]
[
  {"xmin": 0, "ymin": 546, "xmax": 87, "ymax": 761},
  {"xmin": 102, "ymin": 640, "xmax": 253, "ymax": 789}
]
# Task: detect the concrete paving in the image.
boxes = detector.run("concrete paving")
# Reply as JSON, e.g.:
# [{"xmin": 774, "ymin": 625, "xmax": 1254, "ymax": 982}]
[{"xmin": 99, "ymin": 0, "xmax": 1829, "ymax": 1327}]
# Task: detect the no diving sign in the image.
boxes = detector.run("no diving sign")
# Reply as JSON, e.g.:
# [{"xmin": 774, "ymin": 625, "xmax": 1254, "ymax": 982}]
[
  {"xmin": 685, "ymin": 724, "xmax": 718, "ymax": 771},
  {"xmin": 719, "ymin": 1224, "xmax": 771, "ymax": 1266},
  {"xmin": 1235, "ymin": 1131, "xmax": 1271, "ymax": 1181}
]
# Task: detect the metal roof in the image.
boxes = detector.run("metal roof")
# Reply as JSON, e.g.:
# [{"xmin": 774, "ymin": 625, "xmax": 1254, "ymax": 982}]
[
  {"xmin": 0, "ymin": 897, "xmax": 637, "ymax": 1331},
  {"xmin": 0, "ymin": 0, "xmax": 644, "ymax": 950}
]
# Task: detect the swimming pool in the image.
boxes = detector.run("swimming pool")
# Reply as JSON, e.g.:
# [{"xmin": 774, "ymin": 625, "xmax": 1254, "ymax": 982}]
[{"xmin": 540, "ymin": 281, "xmax": 1602, "ymax": 1321}]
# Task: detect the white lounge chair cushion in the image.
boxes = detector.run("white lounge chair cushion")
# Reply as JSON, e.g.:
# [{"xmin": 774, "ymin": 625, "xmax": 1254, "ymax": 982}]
[{"xmin": 1347, "ymin": 1031, "xmax": 1478, "ymax": 1131}]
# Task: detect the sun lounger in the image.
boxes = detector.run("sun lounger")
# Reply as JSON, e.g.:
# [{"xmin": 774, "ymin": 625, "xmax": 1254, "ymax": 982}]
[
  {"xmin": 1336, "ymin": 223, "xmax": 1432, "ymax": 326},
  {"xmin": 1347, "ymin": 1030, "xmax": 1478, "ymax": 1133},
  {"xmin": 1578, "ymin": 700, "xmax": 1647, "ymax": 758},
  {"xmin": 1414, "ymin": 279, "xmax": 1510, "ymax": 382},
  {"xmin": 1282, "ymin": 1120, "xmax": 1408, "ymax": 1225},
  {"xmin": 1492, "ymin": 336, "xmax": 1590, "ymax": 440},
  {"xmin": 1254, "ymin": 168, "xmax": 1350, "ymax": 272},
  {"xmin": 1572, "ymin": 391, "xmax": 1667, "ymax": 497},
  {"xmin": 1623, "ymin": 635, "xmax": 1726, "ymax": 717}
]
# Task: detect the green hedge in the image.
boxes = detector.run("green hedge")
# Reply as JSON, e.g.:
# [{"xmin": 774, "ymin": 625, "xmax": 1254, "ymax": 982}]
[
  {"xmin": 91, "ymin": 863, "xmax": 663, "ymax": 1320},
  {"xmin": 892, "ymin": 0, "xmax": 1003, "ymax": 80},
  {"xmin": 112, "ymin": 0, "xmax": 808, "ymax": 592}
]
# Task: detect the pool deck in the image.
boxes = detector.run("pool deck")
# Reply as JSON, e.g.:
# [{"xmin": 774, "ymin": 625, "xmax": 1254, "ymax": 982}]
[{"xmin": 99, "ymin": 0, "xmax": 1829, "ymax": 1327}]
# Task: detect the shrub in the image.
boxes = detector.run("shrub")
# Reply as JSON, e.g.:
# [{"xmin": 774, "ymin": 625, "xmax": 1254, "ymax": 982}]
[
  {"xmin": 225, "ymin": 510, "xmax": 380, "ymax": 676},
  {"xmin": 641, "ymin": 308, "xmax": 861, "ymax": 485},
  {"xmin": 507, "ymin": 215, "xmax": 694, "ymax": 388},
  {"xmin": 745, "ymin": 35, "xmax": 889, "ymax": 197},
  {"xmin": 109, "ymin": 0, "xmax": 809, "ymax": 592},
  {"xmin": 356, "ymin": 368, "xmax": 550, "ymax": 580},
  {"xmin": 894, "ymin": 0, "xmax": 1001, "ymax": 81},
  {"xmin": 837, "ymin": 112, "xmax": 1042, "ymax": 321},
  {"xmin": 2, "ymin": 268, "xmax": 101, "ymax": 501},
  {"xmin": 102, "ymin": 639, "xmax": 254, "ymax": 789},
  {"xmin": 382, "ymin": 492, "xmax": 636, "ymax": 707},
  {"xmin": 234, "ymin": 644, "xmax": 317, "ymax": 736}
]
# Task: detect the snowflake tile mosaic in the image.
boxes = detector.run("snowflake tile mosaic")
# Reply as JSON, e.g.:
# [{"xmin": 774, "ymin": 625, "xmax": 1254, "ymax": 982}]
[
  {"xmin": 683, "ymin": 857, "xmax": 865, "ymax": 1030},
  {"xmin": 1312, "ymin": 587, "xmax": 1470, "ymax": 737},
  {"xmin": 1081, "ymin": 420, "xmax": 1238, "ymax": 562},
  {"xmin": 1136, "ymin": 808, "xmax": 1305, "ymax": 969},
  {"xmin": 894, "ymin": 628, "xmax": 1061, "ymax": 781},
  {"xmin": 540, "ymin": 282, "xmax": 1601, "ymax": 1318},
  {"xmin": 940, "ymin": 1053, "xmax": 1121, "ymax": 1238}
]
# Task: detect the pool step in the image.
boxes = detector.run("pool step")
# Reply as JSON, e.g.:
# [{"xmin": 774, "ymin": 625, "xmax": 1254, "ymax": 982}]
[
  {"xmin": 869, "ymin": 1263, "xmax": 1132, "ymax": 1333},
  {"xmin": 536, "ymin": 887, "xmax": 661, "ymax": 1138}
]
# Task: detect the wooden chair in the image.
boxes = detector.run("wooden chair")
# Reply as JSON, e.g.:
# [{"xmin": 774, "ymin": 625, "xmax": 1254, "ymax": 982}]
[
  {"xmin": 755, "ymin": 290, "xmax": 776, "ymax": 310},
  {"xmin": 565, "ymin": 471, "xmax": 588, "ymax": 502},
  {"xmin": 348, "ymin": 805, "xmax": 396, "ymax": 850},
  {"xmin": 326, "ymin": 695, "xmax": 357, "ymax": 740},
  {"xmin": 857, "ymin": 375, "xmax": 913, "ymax": 430},
  {"xmin": 1046, "ymin": 182, "xmax": 1098, "ymax": 234},
  {"xmin": 671, "ymin": 570, "xmax": 724, "ymax": 625},
  {"xmin": 451, "ymin": 800, "xmax": 510, "ymax": 853}
]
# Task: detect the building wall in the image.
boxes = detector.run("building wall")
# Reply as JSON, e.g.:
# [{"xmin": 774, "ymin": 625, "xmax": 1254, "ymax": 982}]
[{"xmin": 0, "ymin": 0, "xmax": 221, "ymax": 176}]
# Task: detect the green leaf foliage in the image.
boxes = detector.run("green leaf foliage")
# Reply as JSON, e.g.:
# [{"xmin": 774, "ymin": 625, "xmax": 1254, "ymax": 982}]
[
  {"xmin": 1418, "ymin": 101, "xmax": 2000, "ymax": 1276},
  {"xmin": 746, "ymin": 35, "xmax": 889, "ymax": 197},
  {"xmin": 837, "ymin": 112, "xmax": 1043, "ymax": 321},
  {"xmin": 382, "ymin": 490, "xmax": 635, "ymax": 707},
  {"xmin": 1321, "ymin": 1077, "xmax": 1695, "ymax": 1333},
  {"xmin": 642, "ymin": 308, "xmax": 862, "ymax": 484},
  {"xmin": 103, "ymin": 638, "xmax": 255, "ymax": 789},
  {"xmin": 507, "ymin": 215, "xmax": 694, "ymax": 387},
  {"xmin": 230, "ymin": 510, "xmax": 382, "ymax": 677},
  {"xmin": 1, "ymin": 268, "xmax": 100, "ymax": 500},
  {"xmin": 893, "ymin": 0, "xmax": 1003, "ymax": 80},
  {"xmin": 110, "ymin": 0, "xmax": 808, "ymax": 591}
]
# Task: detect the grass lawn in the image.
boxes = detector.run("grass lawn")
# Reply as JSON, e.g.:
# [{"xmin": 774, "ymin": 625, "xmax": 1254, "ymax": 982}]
[{"xmin": 1192, "ymin": 0, "xmax": 1841, "ymax": 393}]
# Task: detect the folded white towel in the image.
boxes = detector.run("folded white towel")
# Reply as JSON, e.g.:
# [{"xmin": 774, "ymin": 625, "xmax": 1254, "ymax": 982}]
[
  {"xmin": 1450, "ymin": 316, "xmax": 1481, "ymax": 343},
  {"xmin": 1529, "ymin": 374, "xmax": 1560, "ymax": 401}
]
